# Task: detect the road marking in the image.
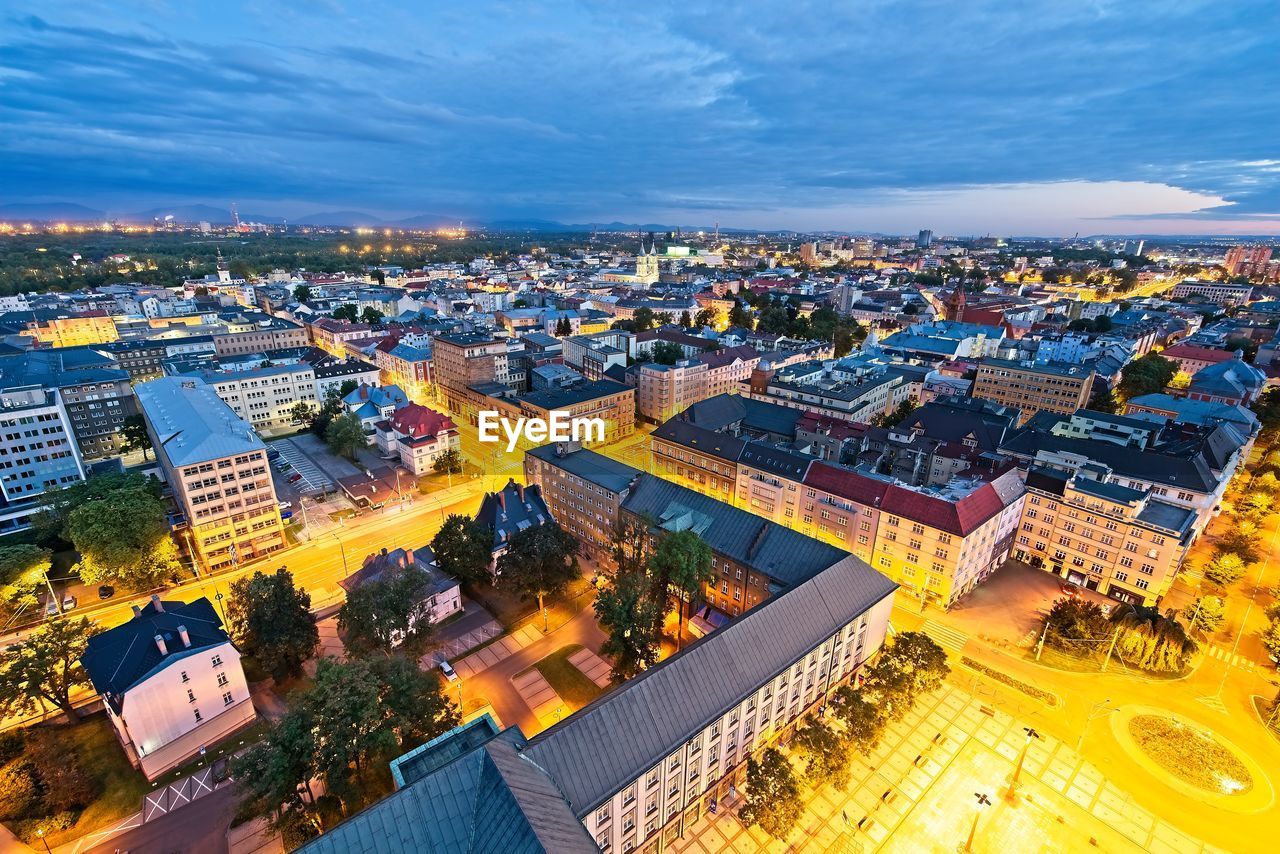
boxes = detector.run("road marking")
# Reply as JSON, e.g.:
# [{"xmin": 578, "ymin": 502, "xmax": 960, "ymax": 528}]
[
  {"xmin": 1196, "ymin": 695, "xmax": 1229, "ymax": 715},
  {"xmin": 920, "ymin": 620, "xmax": 968, "ymax": 653}
]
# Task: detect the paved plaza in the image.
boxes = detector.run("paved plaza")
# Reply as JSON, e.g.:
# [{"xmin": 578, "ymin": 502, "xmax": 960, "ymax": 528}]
[{"xmin": 670, "ymin": 684, "xmax": 1222, "ymax": 854}]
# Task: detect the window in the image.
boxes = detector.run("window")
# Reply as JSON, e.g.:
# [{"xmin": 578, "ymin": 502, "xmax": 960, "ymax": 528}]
[
  {"xmin": 223, "ymin": 691, "xmax": 234, "ymax": 706},
  {"xmin": 193, "ymin": 709, "xmax": 203, "ymax": 723},
  {"xmin": 217, "ymin": 672, "xmax": 229, "ymax": 687},
  {"xmin": 187, "ymin": 689, "xmax": 196, "ymax": 704},
  {"xmin": 211, "ymin": 654, "xmax": 223, "ymax": 667},
  {"xmin": 181, "ymin": 670, "xmax": 189, "ymax": 683},
  {"xmin": 596, "ymin": 805, "xmax": 611, "ymax": 827}
]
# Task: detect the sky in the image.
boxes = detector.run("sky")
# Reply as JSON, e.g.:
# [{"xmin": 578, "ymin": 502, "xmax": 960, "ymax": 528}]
[{"xmin": 1, "ymin": 0, "xmax": 1278, "ymax": 235}]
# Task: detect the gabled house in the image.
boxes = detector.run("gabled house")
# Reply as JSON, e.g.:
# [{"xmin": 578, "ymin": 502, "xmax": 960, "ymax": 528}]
[
  {"xmin": 475, "ymin": 480, "xmax": 554, "ymax": 573},
  {"xmin": 373, "ymin": 403, "xmax": 459, "ymax": 475},
  {"xmin": 79, "ymin": 596, "xmax": 256, "ymax": 781},
  {"xmin": 343, "ymin": 382, "xmax": 410, "ymax": 434},
  {"xmin": 340, "ymin": 545, "xmax": 462, "ymax": 630}
]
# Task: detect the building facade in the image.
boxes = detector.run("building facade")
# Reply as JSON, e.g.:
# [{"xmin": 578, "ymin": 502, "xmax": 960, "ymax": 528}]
[{"xmin": 972, "ymin": 359, "xmax": 1093, "ymax": 424}]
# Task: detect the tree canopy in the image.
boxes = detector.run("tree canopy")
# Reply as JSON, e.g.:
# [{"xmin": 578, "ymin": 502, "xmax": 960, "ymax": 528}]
[
  {"xmin": 338, "ymin": 565, "xmax": 436, "ymax": 658},
  {"xmin": 0, "ymin": 617, "xmax": 96, "ymax": 716},
  {"xmin": 227, "ymin": 568, "xmax": 319, "ymax": 682},
  {"xmin": 430, "ymin": 515, "xmax": 493, "ymax": 585},
  {"xmin": 325, "ymin": 411, "xmax": 366, "ymax": 460},
  {"xmin": 54, "ymin": 473, "xmax": 181, "ymax": 589},
  {"xmin": 1117, "ymin": 353, "xmax": 1177, "ymax": 401},
  {"xmin": 497, "ymin": 523, "xmax": 579, "ymax": 631},
  {"xmin": 739, "ymin": 748, "xmax": 803, "ymax": 839}
]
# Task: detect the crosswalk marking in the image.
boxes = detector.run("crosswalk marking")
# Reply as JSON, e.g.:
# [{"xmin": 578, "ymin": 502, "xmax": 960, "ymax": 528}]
[
  {"xmin": 920, "ymin": 620, "xmax": 969, "ymax": 653},
  {"xmin": 1203, "ymin": 645, "xmax": 1256, "ymax": 671}
]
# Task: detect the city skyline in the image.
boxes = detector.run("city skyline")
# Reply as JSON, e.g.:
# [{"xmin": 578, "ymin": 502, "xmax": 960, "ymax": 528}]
[{"xmin": 2, "ymin": 1, "xmax": 1278, "ymax": 235}]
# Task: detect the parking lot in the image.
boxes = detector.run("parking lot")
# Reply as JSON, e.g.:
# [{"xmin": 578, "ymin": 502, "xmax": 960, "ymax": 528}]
[{"xmin": 268, "ymin": 436, "xmax": 341, "ymax": 496}]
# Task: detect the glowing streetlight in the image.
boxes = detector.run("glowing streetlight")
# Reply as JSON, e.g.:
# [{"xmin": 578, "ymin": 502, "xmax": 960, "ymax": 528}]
[{"xmin": 963, "ymin": 792, "xmax": 990, "ymax": 852}]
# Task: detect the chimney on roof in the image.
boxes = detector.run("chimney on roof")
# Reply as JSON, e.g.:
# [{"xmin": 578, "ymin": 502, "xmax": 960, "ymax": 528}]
[
  {"xmin": 177, "ymin": 625, "xmax": 191, "ymax": 648},
  {"xmin": 404, "ymin": 548, "xmax": 415, "ymax": 567},
  {"xmin": 131, "ymin": 604, "xmax": 142, "ymax": 618},
  {"xmin": 151, "ymin": 594, "xmax": 164, "ymax": 613},
  {"xmin": 155, "ymin": 634, "xmax": 167, "ymax": 655}
]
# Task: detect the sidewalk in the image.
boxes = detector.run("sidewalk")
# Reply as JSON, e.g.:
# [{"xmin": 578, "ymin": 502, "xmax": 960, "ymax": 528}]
[{"xmin": 453, "ymin": 622, "xmax": 547, "ymax": 678}]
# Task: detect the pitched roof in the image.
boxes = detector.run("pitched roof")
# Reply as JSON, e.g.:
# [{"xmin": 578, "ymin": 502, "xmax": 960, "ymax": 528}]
[
  {"xmin": 300, "ymin": 728, "xmax": 598, "ymax": 854},
  {"xmin": 476, "ymin": 481, "xmax": 553, "ymax": 548},
  {"xmin": 81, "ymin": 598, "xmax": 229, "ymax": 709},
  {"xmin": 387, "ymin": 403, "xmax": 455, "ymax": 439},
  {"xmin": 521, "ymin": 554, "xmax": 896, "ymax": 816}
]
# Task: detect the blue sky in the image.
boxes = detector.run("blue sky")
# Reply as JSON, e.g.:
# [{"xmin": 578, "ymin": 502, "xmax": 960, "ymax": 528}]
[{"xmin": 1, "ymin": 0, "xmax": 1278, "ymax": 235}]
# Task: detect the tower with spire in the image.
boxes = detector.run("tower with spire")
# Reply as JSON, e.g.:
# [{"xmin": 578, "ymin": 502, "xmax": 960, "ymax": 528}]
[
  {"xmin": 943, "ymin": 281, "xmax": 966, "ymax": 322},
  {"xmin": 215, "ymin": 247, "xmax": 231, "ymax": 283},
  {"xmin": 635, "ymin": 237, "xmax": 659, "ymax": 285}
]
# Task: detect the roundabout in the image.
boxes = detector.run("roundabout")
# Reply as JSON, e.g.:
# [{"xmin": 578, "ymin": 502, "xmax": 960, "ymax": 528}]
[{"xmin": 1109, "ymin": 705, "xmax": 1275, "ymax": 813}]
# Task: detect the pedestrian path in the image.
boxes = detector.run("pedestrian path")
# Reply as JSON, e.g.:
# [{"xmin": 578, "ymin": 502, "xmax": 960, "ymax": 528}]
[
  {"xmin": 920, "ymin": 619, "xmax": 969, "ymax": 653},
  {"xmin": 1202, "ymin": 644, "xmax": 1259, "ymax": 672},
  {"xmin": 453, "ymin": 623, "xmax": 546, "ymax": 678},
  {"xmin": 511, "ymin": 668, "xmax": 564, "ymax": 724},
  {"xmin": 427, "ymin": 618, "xmax": 504, "ymax": 665},
  {"xmin": 568, "ymin": 647, "xmax": 614, "ymax": 688}
]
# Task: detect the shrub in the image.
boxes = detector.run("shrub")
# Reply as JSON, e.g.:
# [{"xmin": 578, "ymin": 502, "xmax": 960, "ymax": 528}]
[{"xmin": 0, "ymin": 760, "xmax": 40, "ymax": 821}]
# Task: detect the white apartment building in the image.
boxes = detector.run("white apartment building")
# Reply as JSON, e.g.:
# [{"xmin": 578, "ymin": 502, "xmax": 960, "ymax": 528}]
[
  {"xmin": 80, "ymin": 596, "xmax": 257, "ymax": 780},
  {"xmin": 0, "ymin": 384, "xmax": 87, "ymax": 534},
  {"xmin": 180, "ymin": 363, "xmax": 319, "ymax": 436}
]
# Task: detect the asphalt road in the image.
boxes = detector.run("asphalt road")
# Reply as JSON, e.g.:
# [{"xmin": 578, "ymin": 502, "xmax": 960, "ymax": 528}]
[{"xmin": 83, "ymin": 786, "xmax": 239, "ymax": 854}]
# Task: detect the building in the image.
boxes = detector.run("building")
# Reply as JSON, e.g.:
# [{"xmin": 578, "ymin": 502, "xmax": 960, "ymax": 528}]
[
  {"xmin": 1012, "ymin": 466, "xmax": 1195, "ymax": 606},
  {"xmin": 212, "ymin": 316, "xmax": 309, "ymax": 356},
  {"xmin": 344, "ymin": 382, "xmax": 410, "ymax": 433},
  {"xmin": 433, "ymin": 332, "xmax": 521, "ymax": 411},
  {"xmin": 1184, "ymin": 351, "xmax": 1266, "ymax": 405},
  {"xmin": 300, "ymin": 547, "xmax": 895, "ymax": 854},
  {"xmin": 742, "ymin": 358, "xmax": 923, "ymax": 424},
  {"xmin": 80, "ymin": 596, "xmax": 257, "ymax": 780},
  {"xmin": 972, "ymin": 359, "xmax": 1093, "ymax": 424},
  {"xmin": 0, "ymin": 383, "xmax": 87, "ymax": 534},
  {"xmin": 1224, "ymin": 245, "xmax": 1273, "ymax": 278},
  {"xmin": 916, "ymin": 229, "xmax": 934, "ymax": 249},
  {"xmin": 19, "ymin": 309, "xmax": 119, "ymax": 348},
  {"xmin": 340, "ymin": 545, "xmax": 462, "ymax": 629},
  {"xmin": 1169, "ymin": 280, "xmax": 1253, "ymax": 306},
  {"xmin": 373, "ymin": 403, "xmax": 459, "ymax": 475},
  {"xmin": 101, "ymin": 339, "xmax": 169, "ymax": 383},
  {"xmin": 135, "ymin": 377, "xmax": 285, "ymax": 572},
  {"xmin": 524, "ymin": 443, "xmax": 643, "ymax": 566},
  {"xmin": 1160, "ymin": 343, "xmax": 1236, "ymax": 376},
  {"xmin": 175, "ymin": 362, "xmax": 318, "ymax": 436},
  {"xmin": 2, "ymin": 348, "xmax": 139, "ymax": 459},
  {"xmin": 636, "ymin": 360, "xmax": 709, "ymax": 424},
  {"xmin": 375, "ymin": 340, "xmax": 433, "ymax": 402},
  {"xmin": 475, "ymin": 480, "xmax": 554, "ymax": 572},
  {"xmin": 313, "ymin": 358, "xmax": 381, "ymax": 398},
  {"xmin": 307, "ymin": 317, "xmax": 375, "ymax": 357}
]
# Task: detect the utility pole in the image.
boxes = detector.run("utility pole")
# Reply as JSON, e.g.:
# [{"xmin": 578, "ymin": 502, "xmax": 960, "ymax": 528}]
[
  {"xmin": 1101, "ymin": 627, "xmax": 1119, "ymax": 672},
  {"xmin": 1035, "ymin": 615, "xmax": 1049, "ymax": 661}
]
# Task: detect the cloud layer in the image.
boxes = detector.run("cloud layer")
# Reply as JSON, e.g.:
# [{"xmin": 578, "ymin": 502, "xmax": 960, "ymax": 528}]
[{"xmin": 1, "ymin": 1, "xmax": 1277, "ymax": 234}]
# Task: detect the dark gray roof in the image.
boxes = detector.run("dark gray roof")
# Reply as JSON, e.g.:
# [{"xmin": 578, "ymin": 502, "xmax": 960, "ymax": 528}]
[
  {"xmin": 301, "ymin": 728, "xmax": 598, "ymax": 854},
  {"xmin": 894, "ymin": 396, "xmax": 1017, "ymax": 451},
  {"xmin": 681, "ymin": 393, "xmax": 804, "ymax": 438},
  {"xmin": 1001, "ymin": 427, "xmax": 1218, "ymax": 493},
  {"xmin": 526, "ymin": 444, "xmax": 641, "ymax": 494},
  {"xmin": 652, "ymin": 418, "xmax": 747, "ymax": 463},
  {"xmin": 736, "ymin": 442, "xmax": 813, "ymax": 481},
  {"xmin": 522, "ymin": 554, "xmax": 896, "ymax": 816},
  {"xmin": 1136, "ymin": 500, "xmax": 1197, "ymax": 537},
  {"xmin": 81, "ymin": 598, "xmax": 229, "ymax": 709},
  {"xmin": 476, "ymin": 481, "xmax": 553, "ymax": 549},
  {"xmin": 519, "ymin": 379, "xmax": 633, "ymax": 410},
  {"xmin": 1072, "ymin": 477, "xmax": 1145, "ymax": 504},
  {"xmin": 621, "ymin": 475, "xmax": 848, "ymax": 587}
]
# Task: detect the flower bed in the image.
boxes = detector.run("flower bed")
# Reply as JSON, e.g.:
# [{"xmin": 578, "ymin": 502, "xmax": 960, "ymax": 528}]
[
  {"xmin": 960, "ymin": 657, "xmax": 1058, "ymax": 706},
  {"xmin": 1127, "ymin": 715, "xmax": 1253, "ymax": 795}
]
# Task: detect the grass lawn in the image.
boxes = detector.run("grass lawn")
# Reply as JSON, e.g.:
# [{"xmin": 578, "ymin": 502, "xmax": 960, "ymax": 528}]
[
  {"xmin": 37, "ymin": 715, "xmax": 149, "ymax": 848},
  {"xmin": 1128, "ymin": 715, "xmax": 1253, "ymax": 794},
  {"xmin": 529, "ymin": 644, "xmax": 604, "ymax": 712}
]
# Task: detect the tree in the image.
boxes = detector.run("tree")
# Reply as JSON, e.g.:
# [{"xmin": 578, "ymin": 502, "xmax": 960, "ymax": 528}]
[
  {"xmin": 594, "ymin": 570, "xmax": 663, "ymax": 681},
  {"xmin": 430, "ymin": 515, "xmax": 494, "ymax": 585},
  {"xmin": 227, "ymin": 568, "xmax": 319, "ymax": 682},
  {"xmin": 1251, "ymin": 389, "xmax": 1280, "ymax": 439},
  {"xmin": 1225, "ymin": 337, "xmax": 1258, "ymax": 362},
  {"xmin": 648, "ymin": 529, "xmax": 713, "ymax": 648},
  {"xmin": 1253, "ymin": 471, "xmax": 1280, "ymax": 495},
  {"xmin": 293, "ymin": 284, "xmax": 312, "ymax": 302},
  {"xmin": 832, "ymin": 685, "xmax": 889, "ymax": 753},
  {"xmin": 1240, "ymin": 491, "xmax": 1273, "ymax": 519},
  {"xmin": 325, "ymin": 411, "xmax": 366, "ymax": 460},
  {"xmin": 1203, "ymin": 552, "xmax": 1246, "ymax": 588},
  {"xmin": 120, "ymin": 413, "xmax": 153, "ymax": 460},
  {"xmin": 288, "ymin": 401, "xmax": 316, "ymax": 427},
  {"xmin": 1118, "ymin": 353, "xmax": 1177, "ymax": 401},
  {"xmin": 1261, "ymin": 605, "xmax": 1280, "ymax": 663},
  {"xmin": 331, "ymin": 304, "xmax": 358, "ymax": 322},
  {"xmin": 360, "ymin": 307, "xmax": 384, "ymax": 326},
  {"xmin": 1109, "ymin": 604, "xmax": 1197, "ymax": 673},
  {"xmin": 678, "ymin": 310, "xmax": 692, "ymax": 328},
  {"xmin": 653, "ymin": 311, "xmax": 673, "ymax": 327},
  {"xmin": 433, "ymin": 448, "xmax": 463, "ymax": 475},
  {"xmin": 1086, "ymin": 384, "xmax": 1119, "ymax": 415},
  {"xmin": 650, "ymin": 340, "xmax": 684, "ymax": 365},
  {"xmin": 1183, "ymin": 595, "xmax": 1226, "ymax": 633},
  {"xmin": 0, "ymin": 544, "xmax": 48, "ymax": 624},
  {"xmin": 1216, "ymin": 525, "xmax": 1260, "ymax": 565},
  {"xmin": 739, "ymin": 748, "xmax": 803, "ymax": 839},
  {"xmin": 554, "ymin": 316, "xmax": 572, "ymax": 336},
  {"xmin": 497, "ymin": 523, "xmax": 579, "ymax": 632},
  {"xmin": 792, "ymin": 718, "xmax": 852, "ymax": 789},
  {"xmin": 693, "ymin": 307, "xmax": 719, "ymax": 328},
  {"xmin": 632, "ymin": 307, "xmax": 656, "ymax": 332},
  {"xmin": 861, "ymin": 631, "xmax": 949, "ymax": 718},
  {"xmin": 872, "ymin": 396, "xmax": 918, "ymax": 428},
  {"xmin": 36, "ymin": 471, "xmax": 160, "ymax": 544},
  {"xmin": 728, "ymin": 301, "xmax": 753, "ymax": 329},
  {"xmin": 0, "ymin": 617, "xmax": 96, "ymax": 716},
  {"xmin": 232, "ymin": 706, "xmax": 321, "ymax": 836},
  {"xmin": 66, "ymin": 484, "xmax": 181, "ymax": 589},
  {"xmin": 338, "ymin": 565, "xmax": 435, "ymax": 658},
  {"xmin": 1045, "ymin": 597, "xmax": 1112, "ymax": 656}
]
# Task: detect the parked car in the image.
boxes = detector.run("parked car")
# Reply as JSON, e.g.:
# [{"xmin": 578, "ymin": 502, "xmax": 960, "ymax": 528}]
[
  {"xmin": 287, "ymin": 473, "xmax": 303, "ymax": 483},
  {"xmin": 44, "ymin": 599, "xmax": 58, "ymax": 617},
  {"xmin": 439, "ymin": 661, "xmax": 458, "ymax": 682},
  {"xmin": 61, "ymin": 594, "xmax": 77, "ymax": 612},
  {"xmin": 1060, "ymin": 582, "xmax": 1081, "ymax": 598},
  {"xmin": 278, "ymin": 500, "xmax": 292, "ymax": 510},
  {"xmin": 266, "ymin": 449, "xmax": 281, "ymax": 460},
  {"xmin": 275, "ymin": 462, "xmax": 292, "ymax": 472},
  {"xmin": 98, "ymin": 585, "xmax": 115, "ymax": 600},
  {"xmin": 281, "ymin": 511, "xmax": 293, "ymax": 521}
]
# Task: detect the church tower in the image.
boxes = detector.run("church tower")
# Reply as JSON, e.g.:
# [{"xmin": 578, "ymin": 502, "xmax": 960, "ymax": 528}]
[
  {"xmin": 943, "ymin": 282, "xmax": 965, "ymax": 322},
  {"xmin": 635, "ymin": 238, "xmax": 660, "ymax": 286},
  {"xmin": 215, "ymin": 248, "xmax": 232, "ymax": 283}
]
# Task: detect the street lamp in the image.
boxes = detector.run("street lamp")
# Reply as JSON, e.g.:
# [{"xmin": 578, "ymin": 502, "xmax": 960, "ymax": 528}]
[
  {"xmin": 35, "ymin": 828, "xmax": 50, "ymax": 854},
  {"xmin": 1075, "ymin": 699, "xmax": 1114, "ymax": 753},
  {"xmin": 963, "ymin": 792, "xmax": 990, "ymax": 853},
  {"xmin": 1006, "ymin": 727, "xmax": 1040, "ymax": 799}
]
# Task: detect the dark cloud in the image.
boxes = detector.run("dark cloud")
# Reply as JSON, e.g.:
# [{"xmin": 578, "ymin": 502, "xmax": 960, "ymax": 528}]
[{"xmin": 0, "ymin": 1, "xmax": 1276, "ymax": 232}]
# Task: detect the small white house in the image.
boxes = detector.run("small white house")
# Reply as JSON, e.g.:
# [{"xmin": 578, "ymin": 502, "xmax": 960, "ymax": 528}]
[
  {"xmin": 80, "ymin": 595, "xmax": 257, "ymax": 781},
  {"xmin": 372, "ymin": 403, "xmax": 460, "ymax": 475}
]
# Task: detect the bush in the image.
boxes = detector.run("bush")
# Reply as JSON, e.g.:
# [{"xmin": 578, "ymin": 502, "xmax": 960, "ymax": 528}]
[
  {"xmin": 27, "ymin": 731, "xmax": 100, "ymax": 811},
  {"xmin": 0, "ymin": 760, "xmax": 40, "ymax": 821},
  {"xmin": 0, "ymin": 730, "xmax": 24, "ymax": 765}
]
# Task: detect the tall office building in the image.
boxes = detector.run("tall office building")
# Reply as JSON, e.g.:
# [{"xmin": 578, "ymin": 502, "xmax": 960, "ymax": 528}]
[
  {"xmin": 0, "ymin": 384, "xmax": 87, "ymax": 534},
  {"xmin": 136, "ymin": 377, "xmax": 285, "ymax": 572},
  {"xmin": 1224, "ymin": 245, "xmax": 1272, "ymax": 277},
  {"xmin": 916, "ymin": 229, "xmax": 934, "ymax": 249}
]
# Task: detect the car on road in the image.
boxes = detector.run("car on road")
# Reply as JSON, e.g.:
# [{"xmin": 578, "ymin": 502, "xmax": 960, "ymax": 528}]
[
  {"xmin": 1060, "ymin": 582, "xmax": 1081, "ymax": 598},
  {"xmin": 98, "ymin": 585, "xmax": 115, "ymax": 600},
  {"xmin": 439, "ymin": 661, "xmax": 458, "ymax": 682}
]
